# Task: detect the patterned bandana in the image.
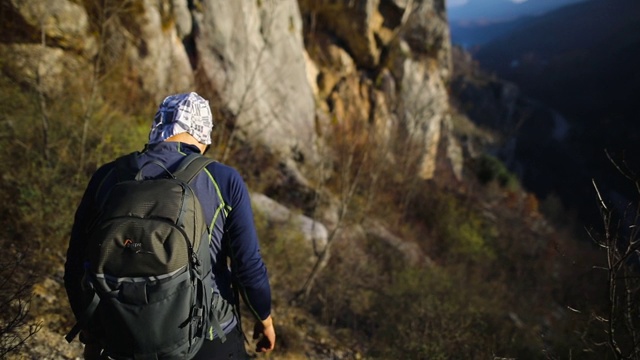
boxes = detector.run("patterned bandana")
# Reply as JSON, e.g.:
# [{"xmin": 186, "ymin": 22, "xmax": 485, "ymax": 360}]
[{"xmin": 148, "ymin": 92, "xmax": 214, "ymax": 145}]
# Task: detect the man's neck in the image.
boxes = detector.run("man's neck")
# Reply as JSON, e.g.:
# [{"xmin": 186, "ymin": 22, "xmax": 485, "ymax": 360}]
[{"xmin": 164, "ymin": 133, "xmax": 206, "ymax": 154}]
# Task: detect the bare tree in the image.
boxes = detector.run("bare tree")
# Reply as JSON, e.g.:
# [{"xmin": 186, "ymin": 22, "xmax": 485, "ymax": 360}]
[
  {"xmin": 78, "ymin": 0, "xmax": 134, "ymax": 173},
  {"xmin": 589, "ymin": 151, "xmax": 640, "ymax": 359},
  {"xmin": 36, "ymin": 17, "xmax": 51, "ymax": 164},
  {"xmin": 295, "ymin": 135, "xmax": 368, "ymax": 301}
]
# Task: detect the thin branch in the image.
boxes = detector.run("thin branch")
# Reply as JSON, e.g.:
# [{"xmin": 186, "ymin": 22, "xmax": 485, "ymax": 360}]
[{"xmin": 36, "ymin": 16, "xmax": 50, "ymax": 164}]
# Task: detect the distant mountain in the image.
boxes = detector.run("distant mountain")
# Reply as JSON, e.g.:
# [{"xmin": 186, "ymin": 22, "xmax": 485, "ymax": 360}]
[
  {"xmin": 470, "ymin": 0, "xmax": 640, "ymax": 221},
  {"xmin": 475, "ymin": 0, "xmax": 640, "ymax": 141},
  {"xmin": 447, "ymin": 0, "xmax": 588, "ymax": 23},
  {"xmin": 450, "ymin": 16, "xmax": 536, "ymax": 48},
  {"xmin": 448, "ymin": 0, "xmax": 591, "ymax": 49}
]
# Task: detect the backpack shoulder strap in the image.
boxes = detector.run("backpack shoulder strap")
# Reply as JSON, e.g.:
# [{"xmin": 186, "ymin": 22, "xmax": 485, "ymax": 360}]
[{"xmin": 174, "ymin": 153, "xmax": 215, "ymax": 183}]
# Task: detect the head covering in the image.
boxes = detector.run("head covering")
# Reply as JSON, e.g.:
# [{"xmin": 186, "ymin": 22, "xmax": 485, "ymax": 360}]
[{"xmin": 148, "ymin": 92, "xmax": 214, "ymax": 145}]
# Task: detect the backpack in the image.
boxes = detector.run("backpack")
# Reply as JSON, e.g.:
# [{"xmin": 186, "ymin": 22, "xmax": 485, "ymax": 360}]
[{"xmin": 65, "ymin": 152, "xmax": 227, "ymax": 359}]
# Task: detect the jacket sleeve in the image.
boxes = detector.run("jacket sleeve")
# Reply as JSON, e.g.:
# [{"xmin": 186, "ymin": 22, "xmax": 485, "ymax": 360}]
[
  {"xmin": 224, "ymin": 169, "xmax": 272, "ymax": 321},
  {"xmin": 63, "ymin": 164, "xmax": 114, "ymax": 319}
]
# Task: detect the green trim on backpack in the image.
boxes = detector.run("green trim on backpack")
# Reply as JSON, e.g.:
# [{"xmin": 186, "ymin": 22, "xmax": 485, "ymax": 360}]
[
  {"xmin": 204, "ymin": 168, "xmax": 227, "ymax": 243},
  {"xmin": 190, "ymin": 158, "xmax": 244, "ymax": 343},
  {"xmin": 199, "ymin": 165, "xmax": 234, "ymax": 342}
]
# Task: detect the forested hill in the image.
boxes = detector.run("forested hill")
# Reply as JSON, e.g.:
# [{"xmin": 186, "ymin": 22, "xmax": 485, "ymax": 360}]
[
  {"xmin": 475, "ymin": 0, "xmax": 640, "ymax": 133},
  {"xmin": 471, "ymin": 0, "xmax": 640, "ymax": 225},
  {"xmin": 0, "ymin": 0, "xmax": 633, "ymax": 358}
]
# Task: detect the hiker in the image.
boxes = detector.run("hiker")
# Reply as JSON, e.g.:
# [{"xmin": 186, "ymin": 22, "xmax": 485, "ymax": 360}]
[{"xmin": 64, "ymin": 92, "xmax": 275, "ymax": 359}]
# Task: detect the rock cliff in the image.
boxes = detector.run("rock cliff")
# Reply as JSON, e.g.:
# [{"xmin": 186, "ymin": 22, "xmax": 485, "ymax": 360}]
[{"xmin": 1, "ymin": 0, "xmax": 459, "ymax": 181}]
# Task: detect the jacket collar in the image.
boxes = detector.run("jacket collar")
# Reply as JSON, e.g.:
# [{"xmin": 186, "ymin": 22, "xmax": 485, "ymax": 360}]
[{"xmin": 143, "ymin": 141, "xmax": 201, "ymax": 155}]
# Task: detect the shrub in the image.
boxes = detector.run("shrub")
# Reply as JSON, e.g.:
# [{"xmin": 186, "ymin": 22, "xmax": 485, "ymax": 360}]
[
  {"xmin": 408, "ymin": 190, "xmax": 495, "ymax": 264},
  {"xmin": 474, "ymin": 154, "xmax": 519, "ymax": 190},
  {"xmin": 366, "ymin": 267, "xmax": 533, "ymax": 359},
  {"xmin": 252, "ymin": 208, "xmax": 313, "ymax": 299},
  {"xmin": 0, "ymin": 248, "xmax": 41, "ymax": 358}
]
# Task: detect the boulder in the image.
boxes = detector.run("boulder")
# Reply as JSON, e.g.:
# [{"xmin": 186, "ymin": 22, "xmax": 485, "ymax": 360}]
[
  {"xmin": 252, "ymin": 192, "xmax": 329, "ymax": 251},
  {"xmin": 361, "ymin": 219, "xmax": 434, "ymax": 267},
  {"xmin": 7, "ymin": 0, "xmax": 96, "ymax": 57},
  {"xmin": 0, "ymin": 44, "xmax": 89, "ymax": 98}
]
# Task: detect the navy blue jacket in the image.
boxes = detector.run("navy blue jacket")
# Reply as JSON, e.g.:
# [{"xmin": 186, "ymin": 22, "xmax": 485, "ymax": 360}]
[{"xmin": 64, "ymin": 142, "xmax": 271, "ymax": 335}]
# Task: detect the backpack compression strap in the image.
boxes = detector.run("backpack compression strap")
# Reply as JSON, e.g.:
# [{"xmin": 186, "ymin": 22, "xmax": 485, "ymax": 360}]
[{"xmin": 65, "ymin": 291, "xmax": 100, "ymax": 343}]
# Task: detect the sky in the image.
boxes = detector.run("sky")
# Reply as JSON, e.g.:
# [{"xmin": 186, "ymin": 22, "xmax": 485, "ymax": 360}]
[{"xmin": 446, "ymin": 0, "xmax": 588, "ymax": 23}]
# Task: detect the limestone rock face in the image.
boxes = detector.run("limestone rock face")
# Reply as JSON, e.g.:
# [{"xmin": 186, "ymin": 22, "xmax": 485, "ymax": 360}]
[
  {"xmin": 192, "ymin": 0, "xmax": 316, "ymax": 161},
  {"xmin": 298, "ymin": 0, "xmax": 383, "ymax": 68},
  {"xmin": 1, "ymin": 0, "xmax": 194, "ymax": 102},
  {"xmin": 400, "ymin": 0, "xmax": 451, "ymax": 75},
  {"xmin": 1, "ymin": 0, "xmax": 96, "ymax": 99},
  {"xmin": 124, "ymin": 0, "xmax": 194, "ymax": 101},
  {"xmin": 390, "ymin": 45, "xmax": 451, "ymax": 179}
]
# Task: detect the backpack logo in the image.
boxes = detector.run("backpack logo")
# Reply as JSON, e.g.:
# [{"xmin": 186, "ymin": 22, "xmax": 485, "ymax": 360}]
[{"xmin": 123, "ymin": 239, "xmax": 151, "ymax": 254}]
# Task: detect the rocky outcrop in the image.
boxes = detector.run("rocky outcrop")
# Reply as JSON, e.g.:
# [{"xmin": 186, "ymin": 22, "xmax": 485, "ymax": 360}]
[
  {"xmin": 0, "ymin": 44, "xmax": 90, "ymax": 98},
  {"xmin": 123, "ymin": 0, "xmax": 195, "ymax": 98},
  {"xmin": 299, "ymin": 0, "xmax": 457, "ymax": 180},
  {"xmin": 1, "ymin": 0, "xmax": 460, "ymax": 266},
  {"xmin": 5, "ymin": 0, "xmax": 96, "ymax": 56},
  {"xmin": 252, "ymin": 192, "xmax": 433, "ymax": 267},
  {"xmin": 0, "ymin": 0, "xmax": 94, "ymax": 98}
]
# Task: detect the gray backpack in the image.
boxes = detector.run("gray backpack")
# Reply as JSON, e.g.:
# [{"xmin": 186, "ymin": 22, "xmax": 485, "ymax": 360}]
[{"xmin": 66, "ymin": 153, "xmax": 226, "ymax": 359}]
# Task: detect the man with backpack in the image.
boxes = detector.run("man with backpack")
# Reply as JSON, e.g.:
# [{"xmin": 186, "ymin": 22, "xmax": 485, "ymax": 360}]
[{"xmin": 64, "ymin": 92, "xmax": 275, "ymax": 359}]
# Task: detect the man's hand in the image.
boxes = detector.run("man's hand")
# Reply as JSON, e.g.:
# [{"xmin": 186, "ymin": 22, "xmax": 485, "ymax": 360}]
[
  {"xmin": 83, "ymin": 343, "xmax": 102, "ymax": 359},
  {"xmin": 80, "ymin": 330, "xmax": 102, "ymax": 359},
  {"xmin": 253, "ymin": 315, "xmax": 276, "ymax": 353}
]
